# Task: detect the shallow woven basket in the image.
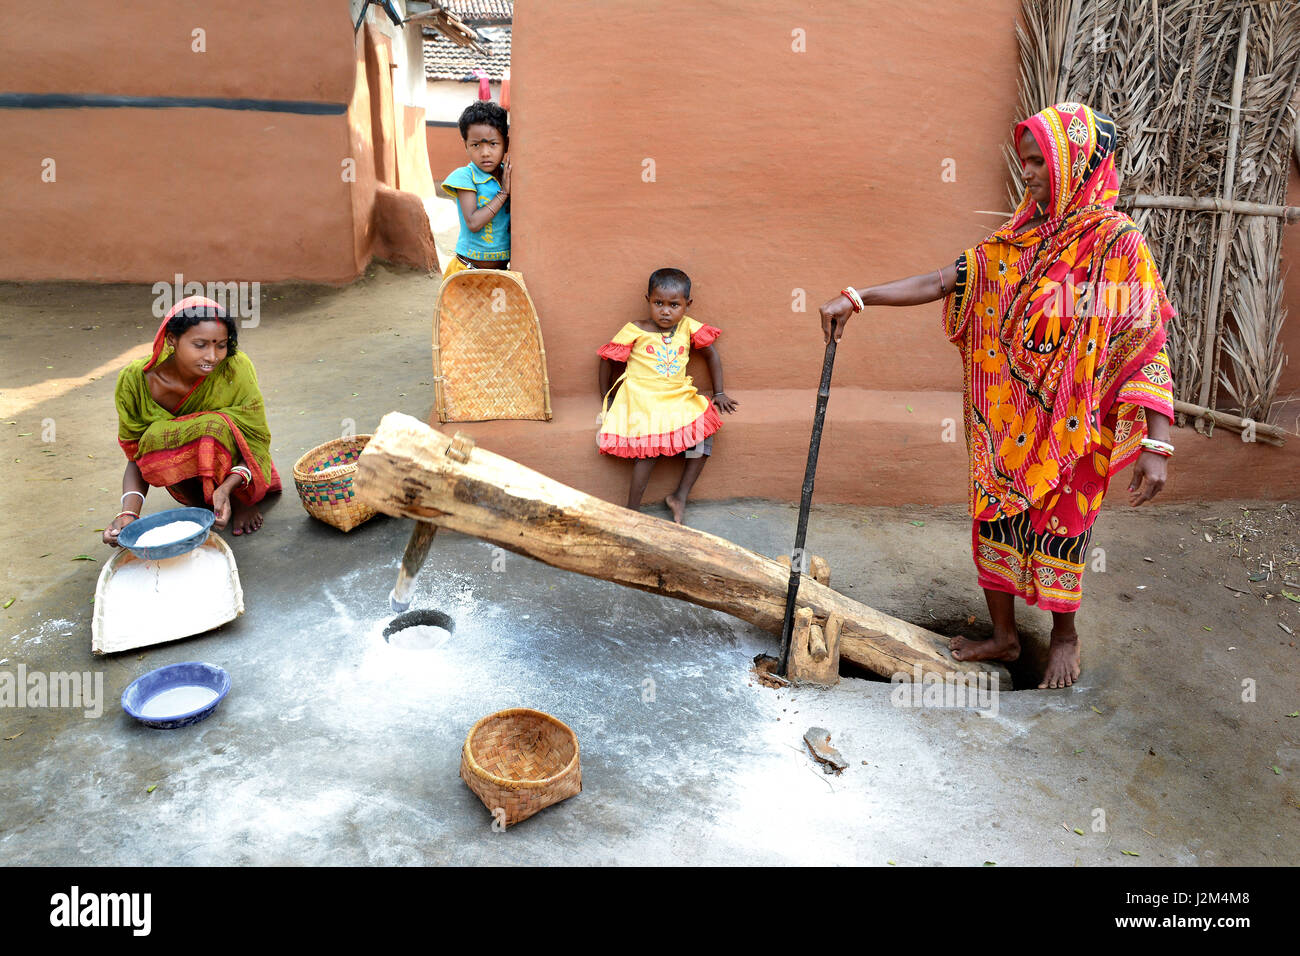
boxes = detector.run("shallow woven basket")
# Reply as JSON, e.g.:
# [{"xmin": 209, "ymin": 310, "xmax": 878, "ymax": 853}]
[
  {"xmin": 460, "ymin": 708, "xmax": 581, "ymax": 827},
  {"xmin": 292, "ymin": 435, "xmax": 377, "ymax": 533},
  {"xmin": 433, "ymin": 269, "xmax": 553, "ymax": 423}
]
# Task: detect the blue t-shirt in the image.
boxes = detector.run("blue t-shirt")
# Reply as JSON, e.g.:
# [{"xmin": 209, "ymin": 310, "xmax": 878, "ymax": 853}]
[{"xmin": 441, "ymin": 162, "xmax": 510, "ymax": 261}]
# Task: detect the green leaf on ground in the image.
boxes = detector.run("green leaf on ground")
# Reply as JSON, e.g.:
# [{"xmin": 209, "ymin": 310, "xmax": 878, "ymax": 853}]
[
  {"xmin": 1202, "ymin": 625, "xmax": 1212, "ymax": 631},
  {"xmin": 910, "ymin": 520, "xmax": 925, "ymax": 527},
  {"xmin": 887, "ymin": 860, "xmax": 896, "ymax": 865},
  {"xmin": 16, "ymin": 433, "xmax": 31, "ymax": 437},
  {"xmin": 71, "ymin": 555, "xmax": 96, "ymax": 561},
  {"xmin": 1283, "ymin": 591, "xmax": 1300, "ymax": 604},
  {"xmin": 4, "ymin": 731, "xmax": 23, "ymax": 741},
  {"xmin": 982, "ymin": 861, "xmax": 996, "ymax": 866},
  {"xmin": 1091, "ymin": 706, "xmax": 1103, "ymax": 714},
  {"xmin": 1073, "ymin": 827, "xmax": 1084, "ymax": 835},
  {"xmin": 1271, "ymin": 766, "xmax": 1282, "ymax": 775},
  {"xmin": 146, "ymin": 784, "xmax": 157, "ymax": 794},
  {"xmin": 1121, "ymin": 850, "xmax": 1140, "ymax": 857},
  {"xmin": 905, "ymin": 404, "xmax": 913, "ymax": 412},
  {"xmin": 1073, "ymin": 747, "xmax": 1084, "ymax": 754},
  {"xmin": 1286, "ymin": 711, "xmax": 1298, "ymax": 718},
  {"xmin": 2, "ymin": 598, "xmax": 13, "ymax": 609}
]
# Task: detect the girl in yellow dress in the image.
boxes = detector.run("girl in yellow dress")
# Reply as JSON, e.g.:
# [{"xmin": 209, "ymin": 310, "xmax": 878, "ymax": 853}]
[{"xmin": 598, "ymin": 268, "xmax": 738, "ymax": 523}]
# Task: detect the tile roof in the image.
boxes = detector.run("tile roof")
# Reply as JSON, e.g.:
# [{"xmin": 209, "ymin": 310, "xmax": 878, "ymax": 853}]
[
  {"xmin": 437, "ymin": 1, "xmax": 513, "ymax": 25},
  {"xmin": 423, "ymin": 26, "xmax": 511, "ymax": 81}
]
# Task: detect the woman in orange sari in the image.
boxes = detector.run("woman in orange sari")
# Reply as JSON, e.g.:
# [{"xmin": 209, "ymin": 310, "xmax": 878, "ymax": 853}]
[
  {"xmin": 820, "ymin": 104, "xmax": 1175, "ymax": 689},
  {"xmin": 103, "ymin": 295, "xmax": 281, "ymax": 546}
]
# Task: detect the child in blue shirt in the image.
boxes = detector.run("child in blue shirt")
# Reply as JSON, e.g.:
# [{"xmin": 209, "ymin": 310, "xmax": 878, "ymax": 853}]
[{"xmin": 441, "ymin": 101, "xmax": 511, "ymax": 275}]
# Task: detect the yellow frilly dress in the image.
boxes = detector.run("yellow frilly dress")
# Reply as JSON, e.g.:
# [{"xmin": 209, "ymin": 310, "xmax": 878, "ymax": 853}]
[{"xmin": 597, "ymin": 317, "xmax": 723, "ymax": 458}]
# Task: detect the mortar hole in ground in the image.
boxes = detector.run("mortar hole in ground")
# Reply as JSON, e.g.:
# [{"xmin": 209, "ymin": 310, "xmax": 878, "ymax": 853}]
[
  {"xmin": 384, "ymin": 609, "xmax": 455, "ymax": 650},
  {"xmin": 920, "ymin": 615, "xmax": 1046, "ymax": 690}
]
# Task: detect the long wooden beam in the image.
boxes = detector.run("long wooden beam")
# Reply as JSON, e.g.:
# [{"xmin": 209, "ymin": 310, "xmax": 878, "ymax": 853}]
[{"xmin": 353, "ymin": 412, "xmax": 1012, "ymax": 688}]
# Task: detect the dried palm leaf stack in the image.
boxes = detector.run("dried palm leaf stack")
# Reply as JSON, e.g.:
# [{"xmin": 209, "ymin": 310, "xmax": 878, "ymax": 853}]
[{"xmin": 1013, "ymin": 0, "xmax": 1300, "ymax": 438}]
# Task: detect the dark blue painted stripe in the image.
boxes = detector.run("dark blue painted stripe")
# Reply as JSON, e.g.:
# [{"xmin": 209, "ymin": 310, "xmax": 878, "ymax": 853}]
[
  {"xmin": 425, "ymin": 119, "xmax": 458, "ymax": 127},
  {"xmin": 0, "ymin": 93, "xmax": 347, "ymax": 115}
]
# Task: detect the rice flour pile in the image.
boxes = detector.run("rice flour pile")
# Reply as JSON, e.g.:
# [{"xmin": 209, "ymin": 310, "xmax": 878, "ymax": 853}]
[{"xmin": 134, "ymin": 520, "xmax": 205, "ymax": 547}]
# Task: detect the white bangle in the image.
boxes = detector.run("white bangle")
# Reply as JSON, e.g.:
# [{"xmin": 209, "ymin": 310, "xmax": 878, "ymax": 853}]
[
  {"xmin": 121, "ymin": 490, "xmax": 145, "ymax": 505},
  {"xmin": 1140, "ymin": 438, "xmax": 1174, "ymax": 455}
]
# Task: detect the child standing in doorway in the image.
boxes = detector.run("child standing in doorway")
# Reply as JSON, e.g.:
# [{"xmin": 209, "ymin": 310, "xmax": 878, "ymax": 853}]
[
  {"xmin": 441, "ymin": 101, "xmax": 511, "ymax": 277},
  {"xmin": 597, "ymin": 268, "xmax": 738, "ymax": 524}
]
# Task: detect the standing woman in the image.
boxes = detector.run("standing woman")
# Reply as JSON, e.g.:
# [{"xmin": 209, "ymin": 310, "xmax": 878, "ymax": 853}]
[
  {"xmin": 820, "ymin": 104, "xmax": 1176, "ymax": 689},
  {"xmin": 104, "ymin": 295, "xmax": 281, "ymax": 546}
]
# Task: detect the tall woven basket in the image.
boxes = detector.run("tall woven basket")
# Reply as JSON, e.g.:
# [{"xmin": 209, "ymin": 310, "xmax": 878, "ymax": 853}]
[
  {"xmin": 292, "ymin": 435, "xmax": 378, "ymax": 533},
  {"xmin": 460, "ymin": 708, "xmax": 581, "ymax": 827},
  {"xmin": 433, "ymin": 269, "xmax": 553, "ymax": 423}
]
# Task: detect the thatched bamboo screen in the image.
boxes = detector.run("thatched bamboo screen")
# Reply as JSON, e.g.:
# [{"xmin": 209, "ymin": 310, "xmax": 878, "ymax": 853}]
[{"xmin": 1012, "ymin": 0, "xmax": 1300, "ymax": 433}]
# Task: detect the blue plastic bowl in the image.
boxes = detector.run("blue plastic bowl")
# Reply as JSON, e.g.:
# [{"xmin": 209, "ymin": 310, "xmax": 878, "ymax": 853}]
[
  {"xmin": 116, "ymin": 507, "xmax": 215, "ymax": 561},
  {"xmin": 121, "ymin": 662, "xmax": 231, "ymax": 729}
]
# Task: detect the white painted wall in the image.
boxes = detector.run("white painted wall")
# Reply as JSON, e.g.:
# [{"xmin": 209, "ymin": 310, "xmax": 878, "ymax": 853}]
[{"xmin": 425, "ymin": 78, "xmax": 503, "ymax": 123}]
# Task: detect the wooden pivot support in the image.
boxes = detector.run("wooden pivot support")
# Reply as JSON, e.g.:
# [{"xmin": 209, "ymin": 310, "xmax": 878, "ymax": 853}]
[{"xmin": 786, "ymin": 607, "xmax": 842, "ymax": 686}]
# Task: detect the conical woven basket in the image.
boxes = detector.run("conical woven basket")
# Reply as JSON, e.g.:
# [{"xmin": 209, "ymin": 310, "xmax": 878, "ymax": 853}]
[
  {"xmin": 460, "ymin": 708, "xmax": 581, "ymax": 827},
  {"xmin": 433, "ymin": 269, "xmax": 553, "ymax": 423},
  {"xmin": 291, "ymin": 435, "xmax": 378, "ymax": 532}
]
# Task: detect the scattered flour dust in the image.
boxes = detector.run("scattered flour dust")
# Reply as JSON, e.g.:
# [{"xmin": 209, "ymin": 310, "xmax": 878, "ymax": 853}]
[
  {"xmin": 100, "ymin": 547, "xmax": 237, "ymax": 648},
  {"xmin": 133, "ymin": 520, "xmax": 205, "ymax": 547}
]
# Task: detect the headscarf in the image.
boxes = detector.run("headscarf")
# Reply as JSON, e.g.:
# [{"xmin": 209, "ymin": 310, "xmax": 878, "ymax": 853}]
[
  {"xmin": 943, "ymin": 103, "xmax": 1175, "ymax": 521},
  {"xmin": 144, "ymin": 295, "xmax": 228, "ymax": 371}
]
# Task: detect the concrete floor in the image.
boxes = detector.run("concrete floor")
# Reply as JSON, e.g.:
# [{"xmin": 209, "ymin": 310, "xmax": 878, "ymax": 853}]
[{"xmin": 1, "ymin": 269, "xmax": 1297, "ymax": 865}]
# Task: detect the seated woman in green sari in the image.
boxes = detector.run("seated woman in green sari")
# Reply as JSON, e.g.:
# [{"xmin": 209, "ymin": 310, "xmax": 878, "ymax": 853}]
[{"xmin": 103, "ymin": 295, "xmax": 281, "ymax": 546}]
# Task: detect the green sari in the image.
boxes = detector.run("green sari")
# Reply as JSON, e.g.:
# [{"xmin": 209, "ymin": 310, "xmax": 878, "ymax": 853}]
[{"xmin": 115, "ymin": 350, "xmax": 280, "ymax": 505}]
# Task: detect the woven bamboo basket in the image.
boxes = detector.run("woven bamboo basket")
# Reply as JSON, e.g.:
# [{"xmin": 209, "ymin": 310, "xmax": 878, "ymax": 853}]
[
  {"xmin": 291, "ymin": 435, "xmax": 378, "ymax": 532},
  {"xmin": 460, "ymin": 708, "xmax": 581, "ymax": 827},
  {"xmin": 433, "ymin": 269, "xmax": 554, "ymax": 423}
]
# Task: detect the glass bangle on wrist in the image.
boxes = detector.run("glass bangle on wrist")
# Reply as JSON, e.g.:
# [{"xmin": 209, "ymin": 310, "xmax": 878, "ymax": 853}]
[
  {"xmin": 1140, "ymin": 438, "xmax": 1174, "ymax": 456},
  {"xmin": 840, "ymin": 287, "xmax": 864, "ymax": 312}
]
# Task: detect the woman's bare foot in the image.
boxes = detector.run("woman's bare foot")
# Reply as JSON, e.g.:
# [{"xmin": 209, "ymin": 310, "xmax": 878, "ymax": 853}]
[
  {"xmin": 1038, "ymin": 628, "xmax": 1081, "ymax": 688},
  {"xmin": 664, "ymin": 493, "xmax": 686, "ymax": 524},
  {"xmin": 950, "ymin": 626, "xmax": 1021, "ymax": 662},
  {"xmin": 231, "ymin": 499, "xmax": 263, "ymax": 535}
]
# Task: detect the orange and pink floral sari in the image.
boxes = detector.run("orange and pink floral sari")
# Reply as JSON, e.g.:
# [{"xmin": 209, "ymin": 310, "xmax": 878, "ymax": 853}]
[{"xmin": 943, "ymin": 104, "xmax": 1175, "ymax": 611}]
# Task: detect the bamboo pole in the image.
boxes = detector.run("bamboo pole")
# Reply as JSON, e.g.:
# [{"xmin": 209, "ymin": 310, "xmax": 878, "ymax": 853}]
[
  {"xmin": 1172, "ymin": 400, "xmax": 1288, "ymax": 446},
  {"xmin": 1130, "ymin": 194, "xmax": 1300, "ymax": 222},
  {"xmin": 1195, "ymin": 6, "xmax": 1251, "ymax": 430}
]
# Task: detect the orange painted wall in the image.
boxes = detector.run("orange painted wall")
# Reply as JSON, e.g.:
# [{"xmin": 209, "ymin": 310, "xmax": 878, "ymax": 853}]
[
  {"xmin": 428, "ymin": 125, "xmax": 469, "ymax": 185},
  {"xmin": 397, "ymin": 105, "xmax": 438, "ymax": 198},
  {"xmin": 449, "ymin": 0, "xmax": 1299, "ymax": 507},
  {"xmin": 0, "ymin": 0, "xmax": 356, "ymax": 100},
  {"xmin": 512, "ymin": 0, "xmax": 1020, "ymax": 398},
  {"xmin": 1, "ymin": 2, "xmax": 372, "ymax": 283}
]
